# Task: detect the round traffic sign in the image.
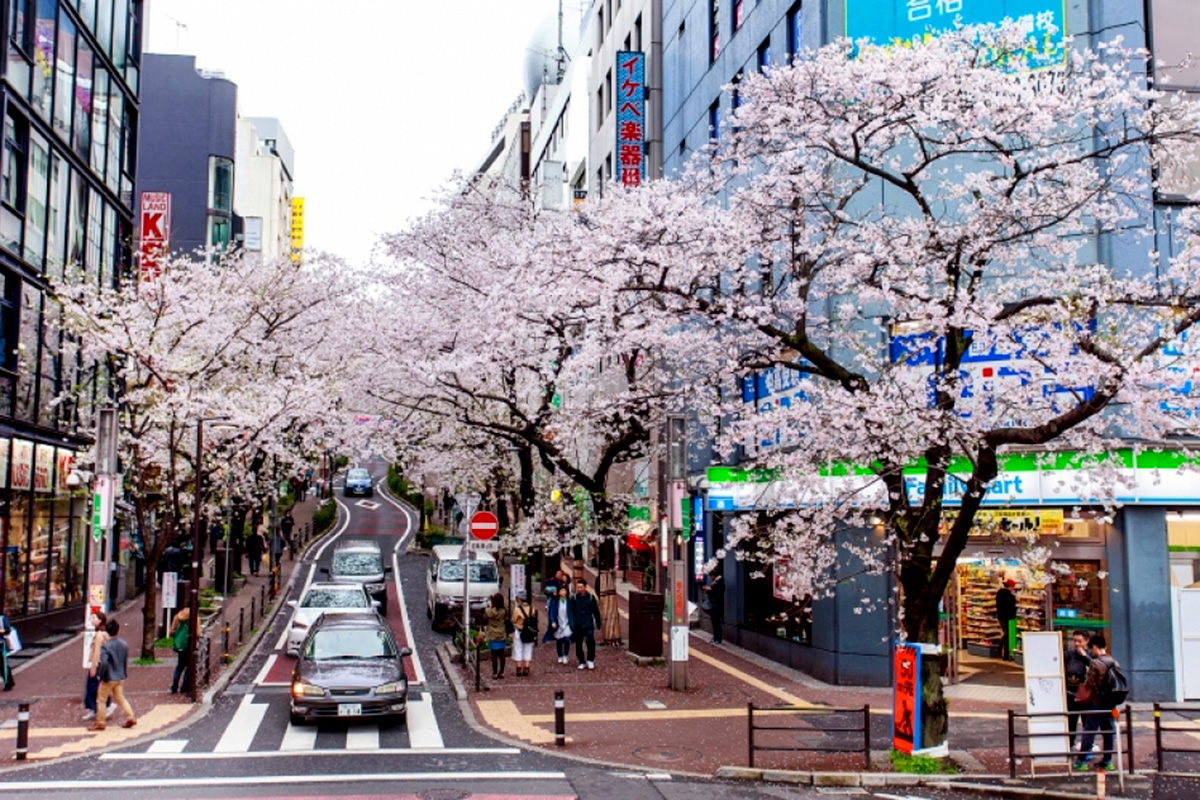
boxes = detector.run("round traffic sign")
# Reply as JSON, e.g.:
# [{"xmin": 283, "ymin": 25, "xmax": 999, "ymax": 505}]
[{"xmin": 469, "ymin": 510, "xmax": 500, "ymax": 540}]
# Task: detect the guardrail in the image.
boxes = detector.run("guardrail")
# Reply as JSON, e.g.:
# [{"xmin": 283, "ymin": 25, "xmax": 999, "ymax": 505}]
[
  {"xmin": 747, "ymin": 703, "xmax": 871, "ymax": 770},
  {"xmin": 1007, "ymin": 706, "xmax": 1134, "ymax": 779},
  {"xmin": 1153, "ymin": 702, "xmax": 1200, "ymax": 771}
]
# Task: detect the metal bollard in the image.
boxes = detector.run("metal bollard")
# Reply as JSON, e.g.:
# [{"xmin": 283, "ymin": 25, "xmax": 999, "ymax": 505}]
[
  {"xmin": 238, "ymin": 607, "xmax": 245, "ymax": 645},
  {"xmin": 250, "ymin": 596, "xmax": 256, "ymax": 627},
  {"xmin": 261, "ymin": 583, "xmax": 267, "ymax": 611},
  {"xmin": 222, "ymin": 621, "xmax": 231, "ymax": 661},
  {"xmin": 555, "ymin": 690, "xmax": 565, "ymax": 747},
  {"xmin": 15, "ymin": 702, "xmax": 30, "ymax": 760}
]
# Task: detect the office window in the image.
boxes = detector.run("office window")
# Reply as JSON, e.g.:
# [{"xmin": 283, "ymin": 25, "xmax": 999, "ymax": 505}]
[
  {"xmin": 53, "ymin": 8, "xmax": 76, "ymax": 141},
  {"xmin": 105, "ymin": 84, "xmax": 121, "ymax": 194},
  {"xmin": 733, "ymin": 0, "xmax": 743, "ymax": 32},
  {"xmin": 23, "ymin": 130, "xmax": 48, "ymax": 269},
  {"xmin": 758, "ymin": 38, "xmax": 771, "ymax": 71},
  {"xmin": 111, "ymin": 0, "xmax": 127, "ymax": 70},
  {"xmin": 90, "ymin": 68, "xmax": 108, "ymax": 176},
  {"xmin": 74, "ymin": 39, "xmax": 93, "ymax": 160},
  {"xmin": 78, "ymin": 0, "xmax": 96, "ymax": 32},
  {"xmin": 624, "ymin": 33, "xmax": 631, "ymax": 52},
  {"xmin": 605, "ymin": 0, "xmax": 612, "ymax": 29},
  {"xmin": 0, "ymin": 271, "xmax": 18, "ymax": 375},
  {"xmin": 208, "ymin": 156, "xmax": 233, "ymax": 213},
  {"xmin": 598, "ymin": 7, "xmax": 604, "ymax": 45},
  {"xmin": 596, "ymin": 86, "xmax": 604, "ymax": 130},
  {"xmin": 605, "ymin": 69, "xmax": 612, "ymax": 114},
  {"xmin": 709, "ymin": 100, "xmax": 720, "ymax": 144},
  {"xmin": 710, "ymin": 0, "xmax": 720, "ymax": 61},
  {"xmin": 31, "ymin": 0, "xmax": 55, "ymax": 121},
  {"xmin": 2, "ymin": 111, "xmax": 27, "ymax": 254},
  {"xmin": 679, "ymin": 138, "xmax": 686, "ymax": 158},
  {"xmin": 787, "ymin": 2, "xmax": 803, "ymax": 61},
  {"xmin": 96, "ymin": 0, "xmax": 112, "ymax": 54},
  {"xmin": 7, "ymin": 0, "xmax": 32, "ymax": 99},
  {"xmin": 634, "ymin": 14, "xmax": 642, "ymax": 50},
  {"xmin": 67, "ymin": 169, "xmax": 84, "ymax": 267},
  {"xmin": 207, "ymin": 215, "xmax": 230, "ymax": 251},
  {"xmin": 45, "ymin": 151, "xmax": 66, "ymax": 278},
  {"xmin": 732, "ymin": 71, "xmax": 744, "ymax": 133},
  {"xmin": 86, "ymin": 186, "xmax": 101, "ymax": 280},
  {"xmin": 14, "ymin": 280, "xmax": 40, "ymax": 422}
]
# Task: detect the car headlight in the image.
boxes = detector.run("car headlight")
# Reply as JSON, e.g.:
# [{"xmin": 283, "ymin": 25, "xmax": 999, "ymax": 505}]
[
  {"xmin": 375, "ymin": 681, "xmax": 405, "ymax": 695},
  {"xmin": 292, "ymin": 681, "xmax": 325, "ymax": 698}
]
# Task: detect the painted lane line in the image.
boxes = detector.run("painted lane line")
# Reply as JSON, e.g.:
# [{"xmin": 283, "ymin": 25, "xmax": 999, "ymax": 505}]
[
  {"xmin": 346, "ymin": 725, "xmax": 380, "ymax": 750},
  {"xmin": 0, "ymin": 771, "xmax": 569, "ymax": 790},
  {"xmin": 279, "ymin": 721, "xmax": 318, "ymax": 751},
  {"xmin": 377, "ymin": 484, "xmax": 416, "ymax": 552},
  {"xmin": 274, "ymin": 562, "xmax": 315, "ymax": 653},
  {"xmin": 213, "ymin": 694, "xmax": 268, "ymax": 753},
  {"xmin": 253, "ymin": 654, "xmax": 278, "ymax": 686},
  {"xmin": 311, "ymin": 498, "xmax": 353, "ymax": 562},
  {"xmin": 394, "ymin": 551, "xmax": 426, "ymax": 686},
  {"xmin": 406, "ymin": 692, "xmax": 444, "ymax": 749},
  {"xmin": 146, "ymin": 739, "xmax": 188, "ymax": 754},
  {"xmin": 99, "ymin": 746, "xmax": 522, "ymax": 761}
]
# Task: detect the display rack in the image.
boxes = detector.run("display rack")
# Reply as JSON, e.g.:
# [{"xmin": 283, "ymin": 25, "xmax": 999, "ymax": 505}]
[{"xmin": 959, "ymin": 564, "xmax": 1003, "ymax": 649}]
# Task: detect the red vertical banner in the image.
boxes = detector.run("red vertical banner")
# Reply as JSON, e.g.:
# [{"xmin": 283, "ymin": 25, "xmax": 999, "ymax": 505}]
[
  {"xmin": 892, "ymin": 643, "xmax": 923, "ymax": 753},
  {"xmin": 139, "ymin": 192, "xmax": 171, "ymax": 284}
]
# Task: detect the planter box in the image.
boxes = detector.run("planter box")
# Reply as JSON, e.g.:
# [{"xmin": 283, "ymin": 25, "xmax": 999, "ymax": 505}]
[{"xmin": 966, "ymin": 641, "xmax": 999, "ymax": 658}]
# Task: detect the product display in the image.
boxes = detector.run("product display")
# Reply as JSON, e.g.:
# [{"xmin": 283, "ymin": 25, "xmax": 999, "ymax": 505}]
[{"xmin": 956, "ymin": 560, "xmax": 1047, "ymax": 657}]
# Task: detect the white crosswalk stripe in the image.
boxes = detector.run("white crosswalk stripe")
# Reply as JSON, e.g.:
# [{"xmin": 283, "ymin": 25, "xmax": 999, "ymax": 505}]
[
  {"xmin": 345, "ymin": 725, "xmax": 379, "ymax": 750},
  {"xmin": 279, "ymin": 721, "xmax": 318, "ymax": 751},
  {"xmin": 214, "ymin": 695, "xmax": 269, "ymax": 753},
  {"xmin": 406, "ymin": 692, "xmax": 443, "ymax": 749}
]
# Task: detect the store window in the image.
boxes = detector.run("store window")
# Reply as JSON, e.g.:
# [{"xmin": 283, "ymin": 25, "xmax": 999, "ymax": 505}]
[{"xmin": 744, "ymin": 559, "xmax": 813, "ymax": 644}]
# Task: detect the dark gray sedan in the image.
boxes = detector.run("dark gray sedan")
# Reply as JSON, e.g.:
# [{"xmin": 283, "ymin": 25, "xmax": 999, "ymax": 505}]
[{"xmin": 289, "ymin": 611, "xmax": 411, "ymax": 725}]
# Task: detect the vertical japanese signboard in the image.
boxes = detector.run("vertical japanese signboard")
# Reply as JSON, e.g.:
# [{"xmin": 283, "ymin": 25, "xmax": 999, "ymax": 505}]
[
  {"xmin": 615, "ymin": 51, "xmax": 645, "ymax": 189},
  {"xmin": 845, "ymin": 1, "xmax": 1066, "ymax": 70},
  {"xmin": 892, "ymin": 643, "xmax": 922, "ymax": 754},
  {"xmin": 290, "ymin": 197, "xmax": 305, "ymax": 264},
  {"xmin": 139, "ymin": 192, "xmax": 171, "ymax": 283}
]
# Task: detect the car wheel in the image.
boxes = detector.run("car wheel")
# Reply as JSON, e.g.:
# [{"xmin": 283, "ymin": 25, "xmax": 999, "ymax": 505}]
[
  {"xmin": 290, "ymin": 711, "xmax": 305, "ymax": 726},
  {"xmin": 432, "ymin": 607, "xmax": 445, "ymax": 628},
  {"xmin": 395, "ymin": 710, "xmax": 407, "ymax": 726}
]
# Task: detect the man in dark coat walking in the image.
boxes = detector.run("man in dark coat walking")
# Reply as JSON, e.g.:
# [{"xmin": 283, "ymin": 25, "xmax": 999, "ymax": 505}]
[
  {"xmin": 568, "ymin": 578, "xmax": 602, "ymax": 670},
  {"xmin": 995, "ymin": 579, "xmax": 1017, "ymax": 661}
]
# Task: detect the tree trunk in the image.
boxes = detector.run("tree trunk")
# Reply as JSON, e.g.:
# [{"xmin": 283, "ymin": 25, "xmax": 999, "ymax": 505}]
[{"xmin": 140, "ymin": 552, "xmax": 159, "ymax": 660}]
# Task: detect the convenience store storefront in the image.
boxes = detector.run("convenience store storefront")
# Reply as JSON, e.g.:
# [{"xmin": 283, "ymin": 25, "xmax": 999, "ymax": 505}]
[{"xmin": 705, "ymin": 452, "xmax": 1200, "ymax": 699}]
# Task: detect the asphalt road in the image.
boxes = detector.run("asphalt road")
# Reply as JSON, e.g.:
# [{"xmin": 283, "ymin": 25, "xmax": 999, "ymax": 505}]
[{"xmin": 0, "ymin": 459, "xmax": 1137, "ymax": 799}]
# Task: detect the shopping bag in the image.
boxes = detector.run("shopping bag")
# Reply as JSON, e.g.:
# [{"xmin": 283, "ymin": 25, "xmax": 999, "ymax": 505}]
[{"xmin": 5, "ymin": 626, "xmax": 21, "ymax": 654}]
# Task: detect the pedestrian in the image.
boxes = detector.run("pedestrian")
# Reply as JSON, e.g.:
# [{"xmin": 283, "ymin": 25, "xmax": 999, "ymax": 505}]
[
  {"xmin": 544, "ymin": 584, "xmax": 572, "ymax": 664},
  {"xmin": 280, "ymin": 510, "xmax": 296, "ymax": 551},
  {"xmin": 483, "ymin": 593, "xmax": 509, "ymax": 680},
  {"xmin": 995, "ymin": 578, "xmax": 1017, "ymax": 661},
  {"xmin": 510, "ymin": 590, "xmax": 537, "ymax": 677},
  {"xmin": 270, "ymin": 526, "xmax": 285, "ymax": 568},
  {"xmin": 1065, "ymin": 629, "xmax": 1091, "ymax": 751},
  {"xmin": 543, "ymin": 569, "xmax": 568, "ymax": 598},
  {"xmin": 83, "ymin": 610, "xmax": 112, "ymax": 719},
  {"xmin": 703, "ymin": 569, "xmax": 725, "ymax": 645},
  {"xmin": 0, "ymin": 611, "xmax": 15, "ymax": 691},
  {"xmin": 1073, "ymin": 634, "xmax": 1121, "ymax": 772},
  {"xmin": 568, "ymin": 578, "xmax": 602, "ymax": 670},
  {"xmin": 169, "ymin": 608, "xmax": 191, "ymax": 694},
  {"xmin": 89, "ymin": 619, "xmax": 136, "ymax": 731},
  {"xmin": 208, "ymin": 519, "xmax": 224, "ymax": 555},
  {"xmin": 245, "ymin": 526, "xmax": 265, "ymax": 576}
]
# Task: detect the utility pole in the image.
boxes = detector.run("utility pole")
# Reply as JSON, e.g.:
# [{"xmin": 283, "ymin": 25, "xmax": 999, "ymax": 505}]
[
  {"xmin": 665, "ymin": 414, "xmax": 688, "ymax": 690},
  {"xmin": 83, "ymin": 408, "xmax": 118, "ymax": 670}
]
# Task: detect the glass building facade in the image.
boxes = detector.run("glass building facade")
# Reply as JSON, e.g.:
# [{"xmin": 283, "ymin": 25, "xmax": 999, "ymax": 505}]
[{"xmin": 0, "ymin": 0, "xmax": 141, "ymax": 638}]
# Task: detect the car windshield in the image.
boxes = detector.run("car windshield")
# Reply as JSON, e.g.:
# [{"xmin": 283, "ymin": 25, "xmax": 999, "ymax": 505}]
[
  {"xmin": 347, "ymin": 469, "xmax": 370, "ymax": 481},
  {"xmin": 438, "ymin": 560, "xmax": 498, "ymax": 582},
  {"xmin": 333, "ymin": 552, "xmax": 383, "ymax": 576},
  {"xmin": 300, "ymin": 588, "xmax": 368, "ymax": 608},
  {"xmin": 305, "ymin": 628, "xmax": 396, "ymax": 660}
]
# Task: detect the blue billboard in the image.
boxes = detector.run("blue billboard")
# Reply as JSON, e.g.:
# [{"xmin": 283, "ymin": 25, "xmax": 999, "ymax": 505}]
[
  {"xmin": 615, "ymin": 51, "xmax": 646, "ymax": 188},
  {"xmin": 845, "ymin": 0, "xmax": 1066, "ymax": 69}
]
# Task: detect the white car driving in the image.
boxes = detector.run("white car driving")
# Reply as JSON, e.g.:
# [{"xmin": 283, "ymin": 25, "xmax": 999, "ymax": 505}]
[{"xmin": 286, "ymin": 582, "xmax": 377, "ymax": 656}]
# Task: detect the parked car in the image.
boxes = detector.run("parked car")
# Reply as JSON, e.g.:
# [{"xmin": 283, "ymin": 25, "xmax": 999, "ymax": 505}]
[
  {"xmin": 285, "ymin": 582, "xmax": 376, "ymax": 656},
  {"xmin": 322, "ymin": 539, "xmax": 390, "ymax": 612},
  {"xmin": 426, "ymin": 544, "xmax": 500, "ymax": 628},
  {"xmin": 290, "ymin": 611, "xmax": 411, "ymax": 725},
  {"xmin": 343, "ymin": 468, "xmax": 374, "ymax": 497}
]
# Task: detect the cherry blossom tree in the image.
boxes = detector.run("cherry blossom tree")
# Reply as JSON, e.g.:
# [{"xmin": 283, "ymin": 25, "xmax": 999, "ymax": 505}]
[
  {"xmin": 52, "ymin": 250, "xmax": 365, "ymax": 657},
  {"xmin": 592, "ymin": 25, "xmax": 1200, "ymax": 745}
]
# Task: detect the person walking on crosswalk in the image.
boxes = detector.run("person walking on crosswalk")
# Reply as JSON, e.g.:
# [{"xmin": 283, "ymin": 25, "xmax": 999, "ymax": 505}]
[{"xmin": 89, "ymin": 619, "xmax": 136, "ymax": 731}]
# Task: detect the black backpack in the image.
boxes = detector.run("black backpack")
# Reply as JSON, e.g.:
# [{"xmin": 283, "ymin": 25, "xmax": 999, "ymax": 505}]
[
  {"xmin": 519, "ymin": 606, "xmax": 538, "ymax": 643},
  {"xmin": 1097, "ymin": 657, "xmax": 1129, "ymax": 707}
]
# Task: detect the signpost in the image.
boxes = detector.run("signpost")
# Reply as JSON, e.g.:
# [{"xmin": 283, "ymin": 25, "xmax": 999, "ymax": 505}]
[
  {"xmin": 454, "ymin": 493, "xmax": 482, "ymax": 675},
  {"xmin": 892, "ymin": 643, "xmax": 922, "ymax": 755},
  {"xmin": 162, "ymin": 571, "xmax": 179, "ymax": 638},
  {"xmin": 469, "ymin": 510, "xmax": 499, "ymax": 540}
]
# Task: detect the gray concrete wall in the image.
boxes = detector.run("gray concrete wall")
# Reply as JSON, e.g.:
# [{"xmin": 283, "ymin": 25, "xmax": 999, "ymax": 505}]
[{"xmin": 1109, "ymin": 507, "xmax": 1175, "ymax": 701}]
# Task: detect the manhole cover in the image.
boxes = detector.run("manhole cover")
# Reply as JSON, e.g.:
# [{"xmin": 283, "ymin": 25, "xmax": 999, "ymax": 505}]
[
  {"xmin": 631, "ymin": 745, "xmax": 704, "ymax": 763},
  {"xmin": 417, "ymin": 790, "xmax": 470, "ymax": 800}
]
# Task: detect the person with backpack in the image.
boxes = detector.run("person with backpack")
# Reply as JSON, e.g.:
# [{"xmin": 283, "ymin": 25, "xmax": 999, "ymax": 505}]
[
  {"xmin": 1064, "ymin": 630, "xmax": 1092, "ymax": 752},
  {"xmin": 1073, "ymin": 633, "xmax": 1127, "ymax": 771},
  {"xmin": 510, "ymin": 589, "xmax": 537, "ymax": 677}
]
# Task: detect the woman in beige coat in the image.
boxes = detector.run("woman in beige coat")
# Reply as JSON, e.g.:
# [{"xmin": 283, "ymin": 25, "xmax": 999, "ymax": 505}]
[{"xmin": 83, "ymin": 611, "xmax": 110, "ymax": 721}]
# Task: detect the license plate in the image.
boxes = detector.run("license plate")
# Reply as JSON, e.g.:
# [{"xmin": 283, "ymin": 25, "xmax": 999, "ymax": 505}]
[{"xmin": 337, "ymin": 703, "xmax": 362, "ymax": 717}]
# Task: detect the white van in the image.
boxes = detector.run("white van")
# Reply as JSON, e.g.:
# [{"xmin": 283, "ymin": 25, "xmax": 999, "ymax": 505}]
[{"xmin": 426, "ymin": 544, "xmax": 501, "ymax": 628}]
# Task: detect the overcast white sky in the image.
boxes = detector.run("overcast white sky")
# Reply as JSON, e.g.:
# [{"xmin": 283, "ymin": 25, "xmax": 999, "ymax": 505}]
[{"xmin": 146, "ymin": 0, "xmax": 581, "ymax": 267}]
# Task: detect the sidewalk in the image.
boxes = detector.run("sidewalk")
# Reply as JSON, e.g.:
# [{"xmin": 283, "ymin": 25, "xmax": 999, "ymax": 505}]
[
  {"xmin": 0, "ymin": 493, "xmax": 328, "ymax": 764},
  {"xmin": 450, "ymin": 566, "xmax": 1177, "ymax": 786}
]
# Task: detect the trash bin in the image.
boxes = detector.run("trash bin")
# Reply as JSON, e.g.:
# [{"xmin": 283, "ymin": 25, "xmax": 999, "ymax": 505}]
[{"xmin": 628, "ymin": 590, "xmax": 664, "ymax": 658}]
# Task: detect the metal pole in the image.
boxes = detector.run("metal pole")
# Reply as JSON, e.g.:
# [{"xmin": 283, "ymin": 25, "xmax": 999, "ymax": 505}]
[
  {"xmin": 1126, "ymin": 704, "xmax": 1134, "ymax": 774},
  {"xmin": 1113, "ymin": 707, "xmax": 1125, "ymax": 794},
  {"xmin": 189, "ymin": 420, "xmax": 203, "ymax": 704},
  {"xmin": 1154, "ymin": 704, "xmax": 1163, "ymax": 772},
  {"xmin": 863, "ymin": 704, "xmax": 871, "ymax": 772},
  {"xmin": 555, "ymin": 690, "xmax": 565, "ymax": 747},
  {"xmin": 15, "ymin": 701, "xmax": 30, "ymax": 760},
  {"xmin": 1007, "ymin": 709, "xmax": 1016, "ymax": 779},
  {"xmin": 748, "ymin": 703, "xmax": 754, "ymax": 767}
]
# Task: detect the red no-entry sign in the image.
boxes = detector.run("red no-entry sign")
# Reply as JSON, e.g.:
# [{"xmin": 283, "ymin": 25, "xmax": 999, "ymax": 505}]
[{"xmin": 469, "ymin": 510, "xmax": 499, "ymax": 540}]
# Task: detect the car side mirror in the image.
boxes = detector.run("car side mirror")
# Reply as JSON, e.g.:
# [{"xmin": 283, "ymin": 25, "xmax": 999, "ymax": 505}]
[
  {"xmin": 319, "ymin": 567, "xmax": 329, "ymax": 575},
  {"xmin": 384, "ymin": 565, "xmax": 393, "ymax": 574},
  {"xmin": 286, "ymin": 599, "xmax": 297, "ymax": 609},
  {"xmin": 371, "ymin": 599, "xmax": 381, "ymax": 609},
  {"xmin": 400, "ymin": 647, "xmax": 412, "ymax": 658}
]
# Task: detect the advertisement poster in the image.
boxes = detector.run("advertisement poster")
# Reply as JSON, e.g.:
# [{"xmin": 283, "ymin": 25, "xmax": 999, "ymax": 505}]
[
  {"xmin": 11, "ymin": 438, "xmax": 32, "ymax": 491},
  {"xmin": 892, "ymin": 643, "xmax": 923, "ymax": 754},
  {"xmin": 34, "ymin": 443, "xmax": 53, "ymax": 493}
]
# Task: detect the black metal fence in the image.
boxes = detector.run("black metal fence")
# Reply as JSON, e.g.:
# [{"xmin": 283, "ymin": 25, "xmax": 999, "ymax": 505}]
[
  {"xmin": 1153, "ymin": 703, "xmax": 1200, "ymax": 771},
  {"xmin": 747, "ymin": 703, "xmax": 871, "ymax": 771},
  {"xmin": 1007, "ymin": 706, "xmax": 1134, "ymax": 778}
]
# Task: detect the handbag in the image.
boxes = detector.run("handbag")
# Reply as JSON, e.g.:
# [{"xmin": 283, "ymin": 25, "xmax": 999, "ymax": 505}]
[
  {"xmin": 1074, "ymin": 679, "xmax": 1094, "ymax": 706},
  {"xmin": 3, "ymin": 625, "xmax": 20, "ymax": 655}
]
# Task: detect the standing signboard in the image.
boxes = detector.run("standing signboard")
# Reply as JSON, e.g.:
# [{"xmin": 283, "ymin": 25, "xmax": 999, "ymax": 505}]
[
  {"xmin": 1023, "ymin": 630, "xmax": 1069, "ymax": 766},
  {"xmin": 892, "ymin": 643, "xmax": 922, "ymax": 754},
  {"xmin": 510, "ymin": 563, "xmax": 525, "ymax": 602},
  {"xmin": 139, "ymin": 192, "xmax": 171, "ymax": 283},
  {"xmin": 615, "ymin": 51, "xmax": 646, "ymax": 188},
  {"xmin": 162, "ymin": 571, "xmax": 178, "ymax": 610}
]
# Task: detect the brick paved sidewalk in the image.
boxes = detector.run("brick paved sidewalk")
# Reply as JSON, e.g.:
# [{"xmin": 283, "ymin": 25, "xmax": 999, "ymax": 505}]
[
  {"xmin": 0, "ymin": 493, "xmax": 330, "ymax": 764},
  {"xmin": 452, "ymin": 570, "xmax": 1170, "ymax": 781}
]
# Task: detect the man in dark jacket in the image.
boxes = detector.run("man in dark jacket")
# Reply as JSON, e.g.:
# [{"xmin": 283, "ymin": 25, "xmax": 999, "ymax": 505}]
[
  {"xmin": 568, "ymin": 578, "xmax": 603, "ymax": 670},
  {"xmin": 1065, "ymin": 630, "xmax": 1091, "ymax": 751},
  {"xmin": 995, "ymin": 579, "xmax": 1017, "ymax": 660},
  {"xmin": 1075, "ymin": 634, "xmax": 1120, "ymax": 772},
  {"xmin": 89, "ymin": 619, "xmax": 136, "ymax": 731}
]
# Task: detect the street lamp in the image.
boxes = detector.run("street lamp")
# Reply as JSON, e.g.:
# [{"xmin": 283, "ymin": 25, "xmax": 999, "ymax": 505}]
[{"xmin": 189, "ymin": 416, "xmax": 233, "ymax": 704}]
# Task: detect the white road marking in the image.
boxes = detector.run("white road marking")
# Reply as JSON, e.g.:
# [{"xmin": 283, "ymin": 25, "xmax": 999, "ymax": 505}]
[
  {"xmin": 213, "ymin": 694, "xmax": 268, "ymax": 753},
  {"xmin": 146, "ymin": 739, "xmax": 188, "ymax": 754},
  {"xmin": 279, "ymin": 721, "xmax": 318, "ymax": 751},
  {"xmin": 253, "ymin": 654, "xmax": 277, "ymax": 686},
  {"xmin": 274, "ymin": 562, "xmax": 315, "ymax": 653},
  {"xmin": 355, "ymin": 499, "xmax": 381, "ymax": 510},
  {"xmin": 393, "ymin": 551, "xmax": 426, "ymax": 686},
  {"xmin": 345, "ymin": 725, "xmax": 380, "ymax": 750},
  {"xmin": 311, "ymin": 499, "xmax": 352, "ymax": 562},
  {"xmin": 100, "ymin": 747, "xmax": 522, "ymax": 761},
  {"xmin": 406, "ymin": 692, "xmax": 444, "ymax": 749},
  {"xmin": 0, "ymin": 772, "xmax": 568, "ymax": 790}
]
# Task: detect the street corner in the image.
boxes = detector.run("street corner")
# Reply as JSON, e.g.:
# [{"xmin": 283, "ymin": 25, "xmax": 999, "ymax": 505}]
[{"xmin": 0, "ymin": 700, "xmax": 195, "ymax": 764}]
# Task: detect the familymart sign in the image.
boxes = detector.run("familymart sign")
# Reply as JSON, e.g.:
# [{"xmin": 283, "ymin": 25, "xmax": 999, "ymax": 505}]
[{"xmin": 706, "ymin": 451, "xmax": 1200, "ymax": 511}]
